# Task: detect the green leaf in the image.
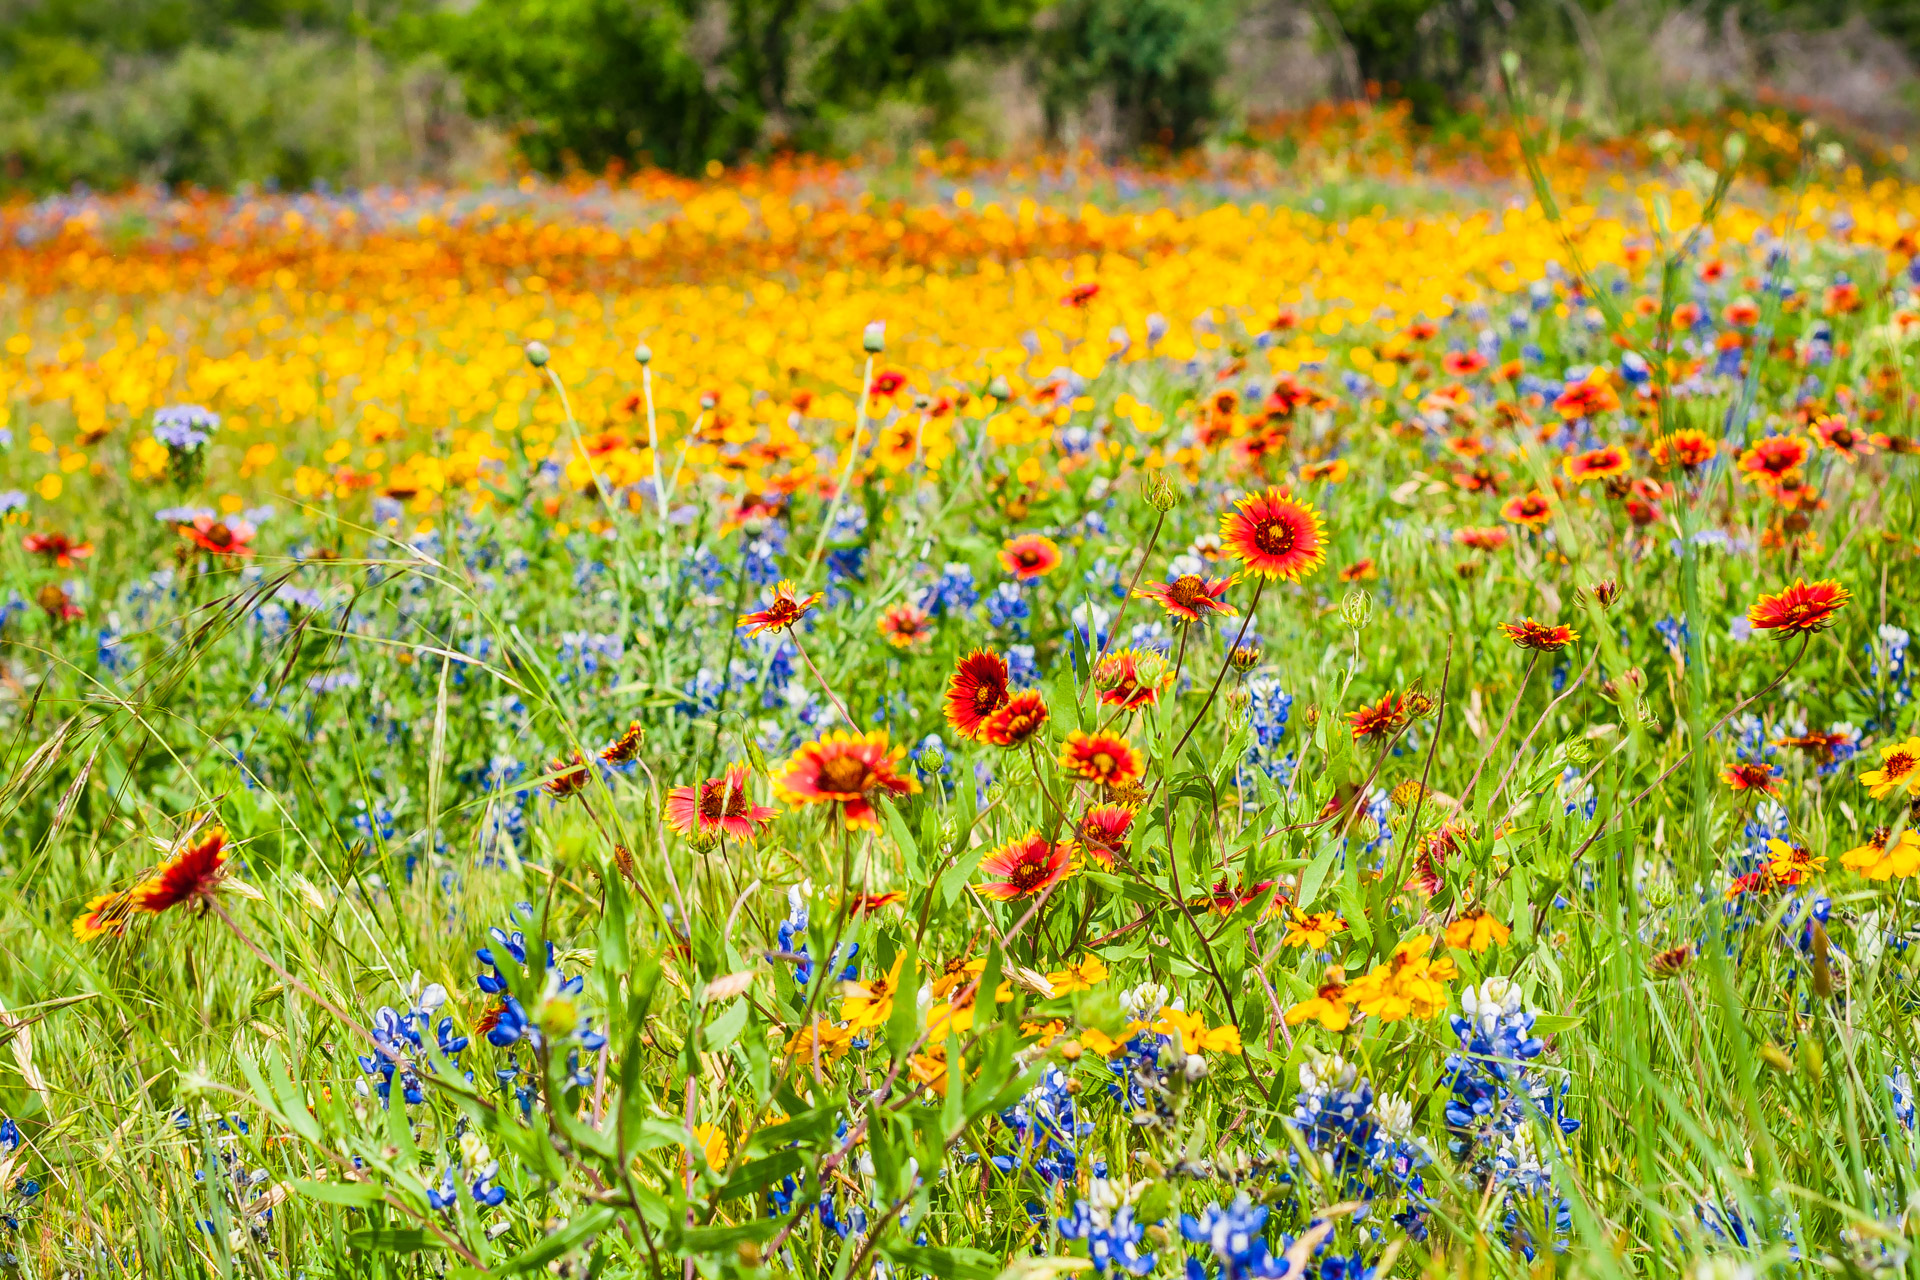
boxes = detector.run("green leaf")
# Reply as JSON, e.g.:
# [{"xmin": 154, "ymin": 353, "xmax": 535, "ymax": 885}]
[
  {"xmin": 887, "ymin": 935, "xmax": 920, "ymax": 1060},
  {"xmin": 705, "ymin": 997, "xmax": 750, "ymax": 1053},
  {"xmin": 884, "ymin": 798, "xmax": 922, "ymax": 880},
  {"xmin": 345, "ymin": 1227, "xmax": 441, "ymax": 1254},
  {"xmin": 716, "ymin": 1150, "xmax": 805, "ymax": 1201},
  {"xmin": 1296, "ymin": 840, "xmax": 1339, "ymax": 912},
  {"xmin": 1532, "ymin": 1014, "xmax": 1584, "ymax": 1036},
  {"xmin": 498, "ymin": 1207, "xmax": 616, "ymax": 1273},
  {"xmin": 883, "ymin": 1243, "xmax": 1002, "ymax": 1280},
  {"xmin": 291, "ymin": 1178, "xmax": 385, "ymax": 1208}
]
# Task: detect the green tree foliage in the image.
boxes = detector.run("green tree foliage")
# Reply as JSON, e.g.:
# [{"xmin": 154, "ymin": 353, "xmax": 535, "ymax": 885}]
[{"xmin": 1029, "ymin": 0, "xmax": 1231, "ymax": 150}]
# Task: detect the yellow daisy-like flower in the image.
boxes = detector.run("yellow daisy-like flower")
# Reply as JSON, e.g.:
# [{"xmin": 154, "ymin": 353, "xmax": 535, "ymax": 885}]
[
  {"xmin": 1841, "ymin": 829, "xmax": 1920, "ymax": 881},
  {"xmin": 1443, "ymin": 908, "xmax": 1512, "ymax": 954},
  {"xmin": 1343, "ymin": 935, "xmax": 1457, "ymax": 1022},
  {"xmin": 1284, "ymin": 966, "xmax": 1353, "ymax": 1032},
  {"xmin": 1045, "ymin": 954, "xmax": 1109, "ymax": 995},
  {"xmin": 1282, "ymin": 909, "xmax": 1348, "ymax": 950},
  {"xmin": 1860, "ymin": 738, "xmax": 1920, "ymax": 799}
]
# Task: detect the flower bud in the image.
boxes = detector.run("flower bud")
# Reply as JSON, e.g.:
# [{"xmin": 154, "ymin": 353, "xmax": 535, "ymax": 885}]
[
  {"xmin": 1339, "ymin": 588, "xmax": 1374, "ymax": 631},
  {"xmin": 1404, "ymin": 686, "xmax": 1437, "ymax": 719},
  {"xmin": 524, "ymin": 341, "xmax": 549, "ymax": 368},
  {"xmin": 1589, "ymin": 578, "xmax": 1620, "ymax": 609},
  {"xmin": 1228, "ymin": 644, "xmax": 1263, "ymax": 672},
  {"xmin": 918, "ymin": 741, "xmax": 946, "ymax": 774},
  {"xmin": 1144, "ymin": 469, "xmax": 1177, "ymax": 512},
  {"xmin": 633, "ymin": 342, "xmax": 653, "ymax": 366},
  {"xmin": 987, "ymin": 374, "xmax": 1012, "ymax": 401},
  {"xmin": 863, "ymin": 321, "xmax": 886, "ymax": 354}
]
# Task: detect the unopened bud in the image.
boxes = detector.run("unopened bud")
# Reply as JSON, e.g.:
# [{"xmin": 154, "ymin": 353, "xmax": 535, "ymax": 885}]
[
  {"xmin": 918, "ymin": 742, "xmax": 946, "ymax": 773},
  {"xmin": 524, "ymin": 341, "xmax": 550, "ymax": 368},
  {"xmin": 1144, "ymin": 469, "xmax": 1177, "ymax": 512},
  {"xmin": 1339, "ymin": 588, "xmax": 1374, "ymax": 631},
  {"xmin": 634, "ymin": 342, "xmax": 653, "ymax": 366},
  {"xmin": 1798, "ymin": 1036, "xmax": 1823, "ymax": 1082},
  {"xmin": 987, "ymin": 374, "xmax": 1012, "ymax": 401},
  {"xmin": 1563, "ymin": 737, "xmax": 1593, "ymax": 766},
  {"xmin": 863, "ymin": 322, "xmax": 886, "ymax": 354},
  {"xmin": 1404, "ymin": 686, "xmax": 1437, "ymax": 719},
  {"xmin": 1589, "ymin": 578, "xmax": 1620, "ymax": 609},
  {"xmin": 1229, "ymin": 644, "xmax": 1263, "ymax": 673}
]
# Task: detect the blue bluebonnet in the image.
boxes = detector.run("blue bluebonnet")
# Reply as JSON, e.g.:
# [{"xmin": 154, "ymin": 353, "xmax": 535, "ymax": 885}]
[
  {"xmin": 1179, "ymin": 1195, "xmax": 1294, "ymax": 1280},
  {"xmin": 922, "ymin": 561, "xmax": 979, "ymax": 616},
  {"xmin": 773, "ymin": 886, "xmax": 857, "ymax": 990},
  {"xmin": 1057, "ymin": 1180, "xmax": 1157, "ymax": 1275},
  {"xmin": 996, "ymin": 1067, "xmax": 1092, "ymax": 1184},
  {"xmin": 986, "ymin": 582, "xmax": 1030, "ymax": 633},
  {"xmin": 153, "ymin": 404, "xmax": 219, "ymax": 450}
]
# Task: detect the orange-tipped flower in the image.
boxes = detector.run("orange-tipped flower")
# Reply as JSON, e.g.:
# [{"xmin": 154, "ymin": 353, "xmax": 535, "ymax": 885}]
[
  {"xmin": 980, "ymin": 690, "xmax": 1049, "ymax": 747},
  {"xmin": 1220, "ymin": 487, "xmax": 1326, "ymax": 581},
  {"xmin": 666, "ymin": 764, "xmax": 778, "ymax": 840},
  {"xmin": 132, "ymin": 828, "xmax": 232, "ymax": 915},
  {"xmin": 1499, "ymin": 618, "xmax": 1580, "ymax": 651},
  {"xmin": 945, "ymin": 650, "xmax": 1012, "ymax": 739},
  {"xmin": 72, "ymin": 890, "xmax": 134, "ymax": 942},
  {"xmin": 774, "ymin": 730, "xmax": 919, "ymax": 829},
  {"xmin": 542, "ymin": 751, "xmax": 589, "ymax": 797},
  {"xmin": 1737, "ymin": 435, "xmax": 1808, "ymax": 486},
  {"xmin": 1349, "ymin": 691, "xmax": 1409, "ymax": 740},
  {"xmin": 22, "ymin": 531, "xmax": 92, "ymax": 567},
  {"xmin": 1552, "ymin": 378, "xmax": 1620, "ymax": 420},
  {"xmin": 1500, "ymin": 491, "xmax": 1552, "ymax": 527},
  {"xmin": 1057, "ymin": 731, "xmax": 1143, "ymax": 788},
  {"xmin": 999, "ymin": 534, "xmax": 1061, "ymax": 580},
  {"xmin": 180, "ymin": 515, "xmax": 256, "ymax": 558},
  {"xmin": 1562, "ymin": 446, "xmax": 1629, "ymax": 482},
  {"xmin": 739, "ymin": 580, "xmax": 821, "ymax": 638},
  {"xmin": 1720, "ymin": 762, "xmax": 1781, "ymax": 795},
  {"xmin": 1746, "ymin": 579, "xmax": 1850, "ymax": 636},
  {"xmin": 1134, "ymin": 573, "xmax": 1237, "ymax": 622},
  {"xmin": 877, "ymin": 603, "xmax": 934, "ymax": 648},
  {"xmin": 1650, "ymin": 429, "xmax": 1718, "ymax": 470},
  {"xmin": 1076, "ymin": 804, "xmax": 1136, "ymax": 868},
  {"xmin": 600, "ymin": 720, "xmax": 644, "ymax": 764},
  {"xmin": 975, "ymin": 832, "xmax": 1076, "ymax": 901},
  {"xmin": 1810, "ymin": 414, "xmax": 1872, "ymax": 461}
]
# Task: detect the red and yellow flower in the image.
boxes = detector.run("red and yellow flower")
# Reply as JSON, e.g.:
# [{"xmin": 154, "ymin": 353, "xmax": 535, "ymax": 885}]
[
  {"xmin": 1746, "ymin": 579, "xmax": 1851, "ymax": 636},
  {"xmin": 1650, "ymin": 429, "xmax": 1718, "ymax": 470},
  {"xmin": 665, "ymin": 765, "xmax": 779, "ymax": 840},
  {"xmin": 1220, "ymin": 488, "xmax": 1327, "ymax": 581},
  {"xmin": 1348, "ymin": 691, "xmax": 1408, "ymax": 740},
  {"xmin": 131, "ymin": 827, "xmax": 233, "ymax": 915},
  {"xmin": 23, "ymin": 531, "xmax": 92, "ymax": 566},
  {"xmin": 1720, "ymin": 762, "xmax": 1780, "ymax": 795},
  {"xmin": 1093, "ymin": 649, "xmax": 1168, "ymax": 710},
  {"xmin": 1134, "ymin": 573, "xmax": 1236, "ymax": 622},
  {"xmin": 999, "ymin": 534, "xmax": 1061, "ymax": 580},
  {"xmin": 1860, "ymin": 737, "xmax": 1920, "ymax": 799},
  {"xmin": 974, "ymin": 832, "xmax": 1076, "ymax": 901},
  {"xmin": 944, "ymin": 650, "xmax": 1012, "ymax": 739},
  {"xmin": 1500, "ymin": 491, "xmax": 1553, "ymax": 527},
  {"xmin": 1499, "ymin": 618, "xmax": 1580, "ymax": 651},
  {"xmin": 1562, "ymin": 445, "xmax": 1629, "ymax": 482},
  {"xmin": 739, "ymin": 580, "xmax": 821, "ymax": 637},
  {"xmin": 180, "ymin": 515, "xmax": 255, "ymax": 558},
  {"xmin": 979, "ymin": 690, "xmax": 1049, "ymax": 747},
  {"xmin": 1057, "ymin": 731, "xmax": 1143, "ymax": 789},
  {"xmin": 877, "ymin": 602, "xmax": 934, "ymax": 648},
  {"xmin": 774, "ymin": 730, "xmax": 919, "ymax": 829},
  {"xmin": 1076, "ymin": 804, "xmax": 1136, "ymax": 867}
]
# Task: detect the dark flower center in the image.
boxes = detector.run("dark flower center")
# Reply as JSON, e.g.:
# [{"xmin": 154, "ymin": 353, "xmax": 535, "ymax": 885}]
[
  {"xmin": 1253, "ymin": 517, "xmax": 1296, "ymax": 556},
  {"xmin": 1007, "ymin": 857, "xmax": 1050, "ymax": 892},
  {"xmin": 1888, "ymin": 752, "xmax": 1916, "ymax": 778},
  {"xmin": 699, "ymin": 780, "xmax": 753, "ymax": 820},
  {"xmin": 1167, "ymin": 575, "xmax": 1210, "ymax": 608},
  {"xmin": 818, "ymin": 755, "xmax": 872, "ymax": 793}
]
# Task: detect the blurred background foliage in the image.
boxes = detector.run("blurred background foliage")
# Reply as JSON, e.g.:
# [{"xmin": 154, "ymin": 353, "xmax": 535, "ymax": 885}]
[{"xmin": 0, "ymin": 0, "xmax": 1911, "ymax": 191}]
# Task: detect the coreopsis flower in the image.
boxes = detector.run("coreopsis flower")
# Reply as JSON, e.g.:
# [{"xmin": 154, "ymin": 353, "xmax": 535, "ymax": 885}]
[
  {"xmin": 844, "ymin": 891, "xmax": 905, "ymax": 916},
  {"xmin": 1342, "ymin": 935, "xmax": 1456, "ymax": 1021},
  {"xmin": 1154, "ymin": 1006, "xmax": 1242, "ymax": 1054},
  {"xmin": 1746, "ymin": 579, "xmax": 1851, "ymax": 635},
  {"xmin": 1283, "ymin": 909, "xmax": 1348, "ymax": 949},
  {"xmin": 877, "ymin": 602, "xmax": 933, "ymax": 648},
  {"xmin": 1076, "ymin": 804, "xmax": 1136, "ymax": 867},
  {"xmin": 1720, "ymin": 762, "xmax": 1780, "ymax": 795},
  {"xmin": 1562, "ymin": 446, "xmax": 1629, "ymax": 481},
  {"xmin": 1094, "ymin": 650, "xmax": 1169, "ymax": 710},
  {"xmin": 1860, "ymin": 738, "xmax": 1920, "ymax": 799},
  {"xmin": 774, "ymin": 730, "xmax": 919, "ymax": 829},
  {"xmin": 665, "ymin": 765, "xmax": 778, "ymax": 840},
  {"xmin": 542, "ymin": 751, "xmax": 589, "ymax": 798},
  {"xmin": 841, "ymin": 955, "xmax": 907, "ymax": 1031},
  {"xmin": 1500, "ymin": 491, "xmax": 1553, "ymax": 527},
  {"xmin": 71, "ymin": 889, "xmax": 134, "ymax": 942},
  {"xmin": 599, "ymin": 720, "xmax": 644, "ymax": 764},
  {"xmin": 131, "ymin": 827, "xmax": 234, "ymax": 915},
  {"xmin": 738, "ymin": 580, "xmax": 821, "ymax": 638},
  {"xmin": 1650, "ymin": 429, "xmax": 1718, "ymax": 469},
  {"xmin": 1220, "ymin": 488, "xmax": 1326, "ymax": 581},
  {"xmin": 180, "ymin": 515, "xmax": 256, "ymax": 557},
  {"xmin": 1057, "ymin": 731, "xmax": 1143, "ymax": 789},
  {"xmin": 1134, "ymin": 573, "xmax": 1236, "ymax": 622},
  {"xmin": 1348, "ymin": 691, "xmax": 1408, "ymax": 740},
  {"xmin": 1842, "ymin": 828, "xmax": 1920, "ymax": 880},
  {"xmin": 1444, "ymin": 909, "xmax": 1511, "ymax": 953},
  {"xmin": 999, "ymin": 534, "xmax": 1061, "ymax": 580},
  {"xmin": 979, "ymin": 690, "xmax": 1049, "ymax": 747},
  {"xmin": 944, "ymin": 650, "xmax": 1011, "ymax": 739},
  {"xmin": 975, "ymin": 832, "xmax": 1076, "ymax": 901},
  {"xmin": 1499, "ymin": 618, "xmax": 1580, "ymax": 651},
  {"xmin": 1046, "ymin": 954, "xmax": 1108, "ymax": 994},
  {"xmin": 1810, "ymin": 414, "xmax": 1872, "ymax": 460},
  {"xmin": 1765, "ymin": 839, "xmax": 1825, "ymax": 885},
  {"xmin": 786, "ymin": 1019, "xmax": 854, "ymax": 1067},
  {"xmin": 1285, "ymin": 966, "xmax": 1353, "ymax": 1031},
  {"xmin": 1552, "ymin": 377, "xmax": 1620, "ymax": 420},
  {"xmin": 22, "ymin": 531, "xmax": 92, "ymax": 567}
]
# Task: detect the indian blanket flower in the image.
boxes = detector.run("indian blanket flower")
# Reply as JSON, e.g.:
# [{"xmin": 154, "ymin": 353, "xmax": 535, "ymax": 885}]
[
  {"xmin": 975, "ymin": 832, "xmax": 1076, "ymax": 901},
  {"xmin": 1343, "ymin": 935, "xmax": 1456, "ymax": 1021},
  {"xmin": 1299, "ymin": 458, "xmax": 1350, "ymax": 483},
  {"xmin": 1220, "ymin": 487, "xmax": 1327, "ymax": 581},
  {"xmin": 1746, "ymin": 579, "xmax": 1851, "ymax": 636},
  {"xmin": 944, "ymin": 649, "xmax": 1011, "ymax": 739},
  {"xmin": 1811, "ymin": 413, "xmax": 1872, "ymax": 460},
  {"xmin": 131, "ymin": 827, "xmax": 233, "ymax": 915},
  {"xmin": 599, "ymin": 720, "xmax": 644, "ymax": 764},
  {"xmin": 1500, "ymin": 491, "xmax": 1552, "ymax": 527},
  {"xmin": 22, "ymin": 532, "xmax": 92, "ymax": 567},
  {"xmin": 1445, "ymin": 909, "xmax": 1512, "ymax": 953},
  {"xmin": 1457, "ymin": 526, "xmax": 1510, "ymax": 551},
  {"xmin": 1650, "ymin": 429, "xmax": 1719, "ymax": 469},
  {"xmin": 542, "ymin": 752, "xmax": 589, "ymax": 798},
  {"xmin": 1349, "ymin": 691, "xmax": 1409, "ymax": 740},
  {"xmin": 1860, "ymin": 738, "xmax": 1920, "ymax": 798},
  {"xmin": 1094, "ymin": 649, "xmax": 1169, "ymax": 711},
  {"xmin": 1500, "ymin": 618, "xmax": 1579, "ymax": 651},
  {"xmin": 1134, "ymin": 573, "xmax": 1236, "ymax": 622},
  {"xmin": 877, "ymin": 602, "xmax": 933, "ymax": 648},
  {"xmin": 1842, "ymin": 828, "xmax": 1920, "ymax": 880},
  {"xmin": 980, "ymin": 689, "xmax": 1049, "ymax": 747},
  {"xmin": 1076, "ymin": 804, "xmax": 1136, "ymax": 867},
  {"xmin": 180, "ymin": 515, "xmax": 256, "ymax": 558},
  {"xmin": 1057, "ymin": 731, "xmax": 1144, "ymax": 788},
  {"xmin": 1738, "ymin": 435, "xmax": 1809, "ymax": 486},
  {"xmin": 775, "ymin": 730, "xmax": 918, "ymax": 829},
  {"xmin": 665, "ymin": 765, "xmax": 778, "ymax": 840},
  {"xmin": 1721, "ymin": 762, "xmax": 1780, "ymax": 795},
  {"xmin": 1562, "ymin": 446, "xmax": 1629, "ymax": 481},
  {"xmin": 738, "ymin": 580, "xmax": 821, "ymax": 637},
  {"xmin": 1552, "ymin": 378, "xmax": 1620, "ymax": 420},
  {"xmin": 72, "ymin": 890, "xmax": 135, "ymax": 942},
  {"xmin": 1000, "ymin": 534, "xmax": 1061, "ymax": 580}
]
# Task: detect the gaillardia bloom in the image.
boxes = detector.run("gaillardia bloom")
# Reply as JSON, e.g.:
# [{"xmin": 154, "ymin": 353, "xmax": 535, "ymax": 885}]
[
  {"xmin": 775, "ymin": 731, "xmax": 919, "ymax": 829},
  {"xmin": 1076, "ymin": 804, "xmax": 1136, "ymax": 867},
  {"xmin": 738, "ymin": 580, "xmax": 821, "ymax": 637},
  {"xmin": 133, "ymin": 827, "xmax": 233, "ymax": 915},
  {"xmin": 1057, "ymin": 731, "xmax": 1143, "ymax": 788},
  {"xmin": 666, "ymin": 765, "xmax": 778, "ymax": 840},
  {"xmin": 1859, "ymin": 737, "xmax": 1920, "ymax": 799},
  {"xmin": 1499, "ymin": 618, "xmax": 1580, "ymax": 651},
  {"xmin": 1746, "ymin": 579, "xmax": 1851, "ymax": 635},
  {"xmin": 1552, "ymin": 378, "xmax": 1620, "ymax": 420},
  {"xmin": 944, "ymin": 650, "xmax": 1012, "ymax": 739},
  {"xmin": 975, "ymin": 832, "xmax": 1076, "ymax": 901},
  {"xmin": 1220, "ymin": 488, "xmax": 1326, "ymax": 581},
  {"xmin": 1349, "ymin": 691, "xmax": 1409, "ymax": 740},
  {"xmin": 72, "ymin": 890, "xmax": 134, "ymax": 942},
  {"xmin": 1720, "ymin": 762, "xmax": 1780, "ymax": 795},
  {"xmin": 1562, "ymin": 446, "xmax": 1629, "ymax": 482},
  {"xmin": 1500, "ymin": 491, "xmax": 1552, "ymax": 527},
  {"xmin": 1094, "ymin": 650, "xmax": 1168, "ymax": 710},
  {"xmin": 1737, "ymin": 435, "xmax": 1809, "ymax": 486},
  {"xmin": 877, "ymin": 603, "xmax": 934, "ymax": 648},
  {"xmin": 181, "ymin": 515, "xmax": 256, "ymax": 557},
  {"xmin": 1811, "ymin": 414, "xmax": 1872, "ymax": 460},
  {"xmin": 1134, "ymin": 573, "xmax": 1236, "ymax": 622},
  {"xmin": 999, "ymin": 534, "xmax": 1061, "ymax": 580},
  {"xmin": 1650, "ymin": 429, "xmax": 1718, "ymax": 470},
  {"xmin": 23, "ymin": 531, "xmax": 92, "ymax": 566},
  {"xmin": 600, "ymin": 720, "xmax": 644, "ymax": 764},
  {"xmin": 980, "ymin": 690, "xmax": 1049, "ymax": 747}
]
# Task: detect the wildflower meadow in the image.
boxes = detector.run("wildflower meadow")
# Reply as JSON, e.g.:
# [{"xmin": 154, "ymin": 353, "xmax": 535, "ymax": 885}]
[{"xmin": 3, "ymin": 102, "xmax": 1920, "ymax": 1280}]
